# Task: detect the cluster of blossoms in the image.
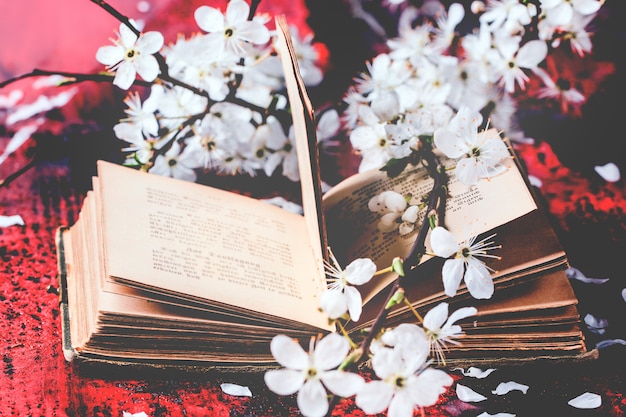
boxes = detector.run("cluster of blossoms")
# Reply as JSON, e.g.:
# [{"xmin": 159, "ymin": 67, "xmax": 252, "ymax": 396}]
[
  {"xmin": 347, "ymin": 0, "xmax": 604, "ymax": 173},
  {"xmin": 0, "ymin": 0, "xmax": 608, "ymax": 416},
  {"xmin": 265, "ymin": 1, "xmax": 606, "ymax": 416},
  {"xmin": 266, "ymin": 252, "xmax": 477, "ymax": 417},
  {"xmin": 96, "ymin": 0, "xmax": 334, "ymax": 182}
]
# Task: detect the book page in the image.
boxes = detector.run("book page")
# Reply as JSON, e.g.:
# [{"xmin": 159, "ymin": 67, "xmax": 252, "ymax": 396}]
[
  {"xmin": 97, "ymin": 161, "xmax": 329, "ymax": 330},
  {"xmin": 275, "ymin": 16, "xmax": 328, "ymax": 269},
  {"xmin": 323, "ymin": 152, "xmax": 537, "ymax": 299}
]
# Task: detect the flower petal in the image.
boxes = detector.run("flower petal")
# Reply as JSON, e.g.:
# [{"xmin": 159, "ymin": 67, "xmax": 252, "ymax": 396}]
[
  {"xmin": 356, "ymin": 381, "xmax": 394, "ymax": 415},
  {"xmin": 464, "ymin": 258, "xmax": 494, "ymax": 299},
  {"xmin": 408, "ymin": 368, "xmax": 453, "ymax": 406},
  {"xmin": 423, "ymin": 302, "xmax": 449, "ymax": 331},
  {"xmin": 594, "ymin": 162, "xmax": 620, "ymax": 182},
  {"xmin": 445, "ymin": 306, "xmax": 478, "ymax": 328},
  {"xmin": 220, "ymin": 383, "xmax": 252, "ymax": 397},
  {"xmin": 113, "ymin": 62, "xmax": 137, "ymax": 90},
  {"xmin": 136, "ymin": 31, "xmax": 164, "ymax": 54},
  {"xmin": 135, "ymin": 55, "xmax": 160, "ymax": 82},
  {"xmin": 264, "ymin": 369, "xmax": 305, "ymax": 396},
  {"xmin": 298, "ymin": 380, "xmax": 329, "ymax": 417},
  {"xmin": 320, "ymin": 289, "xmax": 348, "ymax": 320},
  {"xmin": 388, "ymin": 391, "xmax": 415, "ymax": 417},
  {"xmin": 313, "ymin": 333, "xmax": 349, "ymax": 371},
  {"xmin": 434, "ymin": 128, "xmax": 467, "ymax": 159},
  {"xmin": 491, "ymin": 381, "xmax": 529, "ymax": 395},
  {"xmin": 344, "ymin": 285, "xmax": 363, "ymax": 322},
  {"xmin": 565, "ymin": 267, "xmax": 609, "ymax": 284},
  {"xmin": 119, "ymin": 22, "xmax": 139, "ymax": 47},
  {"xmin": 345, "ymin": 258, "xmax": 377, "ymax": 285},
  {"xmin": 96, "ymin": 45, "xmax": 124, "ymax": 66},
  {"xmin": 455, "ymin": 157, "xmax": 481, "ymax": 185},
  {"xmin": 321, "ymin": 370, "xmax": 364, "ymax": 397},
  {"xmin": 442, "ymin": 258, "xmax": 464, "ymax": 297},
  {"xmin": 270, "ymin": 335, "xmax": 308, "ymax": 369},
  {"xmin": 456, "ymin": 383, "xmax": 487, "ymax": 402},
  {"xmin": 0, "ymin": 215, "xmax": 25, "ymax": 227},
  {"xmin": 430, "ymin": 227, "xmax": 458, "ymax": 258},
  {"xmin": 453, "ymin": 367, "xmax": 496, "ymax": 379},
  {"xmin": 568, "ymin": 392, "xmax": 602, "ymax": 409},
  {"xmin": 194, "ymin": 5, "xmax": 225, "ymax": 33},
  {"xmin": 237, "ymin": 21, "xmax": 271, "ymax": 45}
]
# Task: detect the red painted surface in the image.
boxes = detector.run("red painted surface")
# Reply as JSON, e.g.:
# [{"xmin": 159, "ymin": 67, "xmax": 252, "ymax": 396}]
[{"xmin": 1, "ymin": 1, "xmax": 625, "ymax": 416}]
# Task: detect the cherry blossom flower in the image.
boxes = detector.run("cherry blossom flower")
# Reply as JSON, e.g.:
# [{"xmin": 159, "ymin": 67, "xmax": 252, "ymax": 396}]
[
  {"xmin": 491, "ymin": 35, "xmax": 548, "ymax": 93},
  {"xmin": 320, "ymin": 252, "xmax": 376, "ymax": 322},
  {"xmin": 149, "ymin": 141, "xmax": 199, "ymax": 182},
  {"xmin": 113, "ymin": 122, "xmax": 166, "ymax": 165},
  {"xmin": 368, "ymin": 190, "xmax": 408, "ymax": 233},
  {"xmin": 263, "ymin": 118, "xmax": 300, "ymax": 182},
  {"xmin": 539, "ymin": 0, "xmax": 602, "ymax": 27},
  {"xmin": 434, "ymin": 107, "xmax": 510, "ymax": 185},
  {"xmin": 479, "ymin": 0, "xmax": 537, "ymax": 35},
  {"xmin": 96, "ymin": 21, "xmax": 164, "ymax": 90},
  {"xmin": 117, "ymin": 84, "xmax": 163, "ymax": 137},
  {"xmin": 356, "ymin": 344, "xmax": 453, "ymax": 417},
  {"xmin": 194, "ymin": 0, "xmax": 270, "ymax": 56},
  {"xmin": 429, "ymin": 226, "xmax": 500, "ymax": 299},
  {"xmin": 265, "ymin": 334, "xmax": 364, "ymax": 417},
  {"xmin": 423, "ymin": 302, "xmax": 477, "ymax": 362}
]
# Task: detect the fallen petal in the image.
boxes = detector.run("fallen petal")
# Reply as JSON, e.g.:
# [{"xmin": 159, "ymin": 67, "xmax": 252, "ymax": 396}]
[
  {"xmin": 453, "ymin": 367, "xmax": 496, "ymax": 379},
  {"xmin": 565, "ymin": 267, "xmax": 609, "ymax": 284},
  {"xmin": 528, "ymin": 175, "xmax": 542, "ymax": 188},
  {"xmin": 596, "ymin": 339, "xmax": 626, "ymax": 349},
  {"xmin": 221, "ymin": 382, "xmax": 252, "ymax": 397},
  {"xmin": 491, "ymin": 381, "xmax": 529, "ymax": 395},
  {"xmin": 0, "ymin": 215, "xmax": 25, "ymax": 227},
  {"xmin": 622, "ymin": 288, "xmax": 625, "ymax": 303},
  {"xmin": 122, "ymin": 412, "xmax": 149, "ymax": 417},
  {"xmin": 584, "ymin": 313, "xmax": 608, "ymax": 334},
  {"xmin": 456, "ymin": 384, "xmax": 487, "ymax": 402},
  {"xmin": 594, "ymin": 162, "xmax": 620, "ymax": 182},
  {"xmin": 477, "ymin": 413, "xmax": 516, "ymax": 417},
  {"xmin": 568, "ymin": 392, "xmax": 602, "ymax": 409}
]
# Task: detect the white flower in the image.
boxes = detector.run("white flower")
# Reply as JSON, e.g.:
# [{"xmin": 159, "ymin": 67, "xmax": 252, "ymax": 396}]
[
  {"xmin": 350, "ymin": 121, "xmax": 395, "ymax": 172},
  {"xmin": 491, "ymin": 36, "xmax": 548, "ymax": 93},
  {"xmin": 480, "ymin": 0, "xmax": 537, "ymax": 35},
  {"xmin": 119, "ymin": 84, "xmax": 163, "ymax": 137},
  {"xmin": 265, "ymin": 334, "xmax": 364, "ymax": 417},
  {"xmin": 149, "ymin": 141, "xmax": 199, "ymax": 182},
  {"xmin": 540, "ymin": 0, "xmax": 602, "ymax": 27},
  {"xmin": 264, "ymin": 119, "xmax": 300, "ymax": 182},
  {"xmin": 96, "ymin": 21, "xmax": 164, "ymax": 90},
  {"xmin": 113, "ymin": 122, "xmax": 165, "ymax": 165},
  {"xmin": 456, "ymin": 383, "xmax": 488, "ymax": 402},
  {"xmin": 194, "ymin": 0, "xmax": 270, "ymax": 56},
  {"xmin": 433, "ymin": 3, "xmax": 465, "ymax": 51},
  {"xmin": 423, "ymin": 302, "xmax": 477, "ymax": 363},
  {"xmin": 320, "ymin": 253, "xmax": 376, "ymax": 322},
  {"xmin": 356, "ymin": 346, "xmax": 453, "ymax": 417},
  {"xmin": 434, "ymin": 107, "xmax": 510, "ymax": 185},
  {"xmin": 429, "ymin": 226, "xmax": 500, "ymax": 299},
  {"xmin": 368, "ymin": 191, "xmax": 408, "ymax": 233}
]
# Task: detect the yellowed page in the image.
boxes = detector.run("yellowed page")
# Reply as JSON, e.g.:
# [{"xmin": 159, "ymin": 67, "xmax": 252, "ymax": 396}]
[
  {"xmin": 97, "ymin": 161, "xmax": 329, "ymax": 330},
  {"xmin": 275, "ymin": 16, "xmax": 327, "ymax": 270},
  {"xmin": 324, "ymin": 152, "xmax": 537, "ymax": 299}
]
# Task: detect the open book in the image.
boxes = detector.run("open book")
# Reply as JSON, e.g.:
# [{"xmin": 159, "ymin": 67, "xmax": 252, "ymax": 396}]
[{"xmin": 56, "ymin": 17, "xmax": 593, "ymax": 369}]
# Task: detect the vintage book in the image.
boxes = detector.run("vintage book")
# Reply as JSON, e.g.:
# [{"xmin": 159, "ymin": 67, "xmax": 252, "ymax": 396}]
[{"xmin": 56, "ymin": 17, "xmax": 594, "ymax": 370}]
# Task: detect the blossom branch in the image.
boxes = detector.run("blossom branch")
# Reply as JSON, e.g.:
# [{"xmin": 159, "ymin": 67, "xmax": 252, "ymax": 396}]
[
  {"xmin": 0, "ymin": 69, "xmax": 123, "ymax": 89},
  {"xmin": 354, "ymin": 145, "xmax": 447, "ymax": 365}
]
